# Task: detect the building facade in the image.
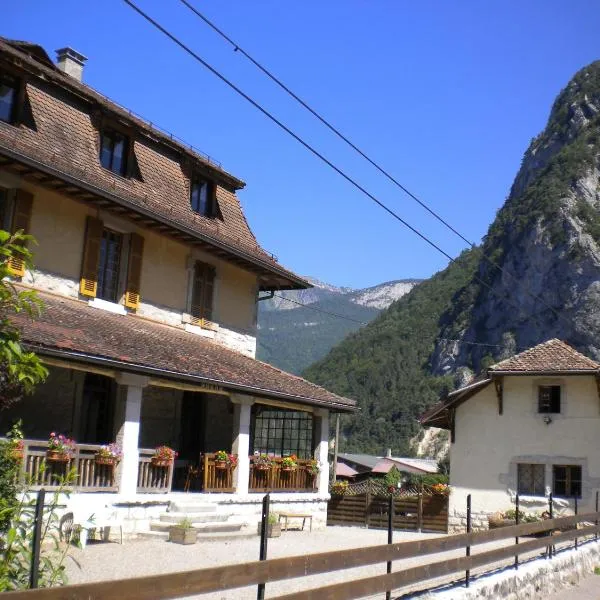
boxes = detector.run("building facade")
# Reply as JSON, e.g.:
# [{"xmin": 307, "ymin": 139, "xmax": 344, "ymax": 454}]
[
  {"xmin": 421, "ymin": 339, "xmax": 600, "ymax": 532},
  {"xmin": 0, "ymin": 39, "xmax": 355, "ymax": 533}
]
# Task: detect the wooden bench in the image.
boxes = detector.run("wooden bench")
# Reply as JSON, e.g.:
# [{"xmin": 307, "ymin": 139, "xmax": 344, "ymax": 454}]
[{"xmin": 278, "ymin": 511, "xmax": 313, "ymax": 532}]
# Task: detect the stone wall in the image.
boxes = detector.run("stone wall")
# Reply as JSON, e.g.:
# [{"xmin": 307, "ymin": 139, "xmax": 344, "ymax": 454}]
[{"xmin": 0, "ymin": 365, "xmax": 82, "ymax": 439}]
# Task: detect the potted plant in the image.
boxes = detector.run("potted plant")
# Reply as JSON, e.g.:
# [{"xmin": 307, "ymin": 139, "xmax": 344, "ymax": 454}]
[
  {"xmin": 152, "ymin": 446, "xmax": 178, "ymax": 467},
  {"xmin": 46, "ymin": 432, "xmax": 76, "ymax": 462},
  {"xmin": 214, "ymin": 450, "xmax": 237, "ymax": 470},
  {"xmin": 306, "ymin": 459, "xmax": 320, "ymax": 477},
  {"xmin": 95, "ymin": 442, "xmax": 122, "ymax": 466},
  {"xmin": 331, "ymin": 480, "xmax": 348, "ymax": 495},
  {"xmin": 257, "ymin": 513, "xmax": 281, "ymax": 538},
  {"xmin": 252, "ymin": 453, "xmax": 273, "ymax": 472},
  {"xmin": 169, "ymin": 518, "xmax": 197, "ymax": 545},
  {"xmin": 6, "ymin": 421, "xmax": 24, "ymax": 462},
  {"xmin": 280, "ymin": 454, "xmax": 298, "ymax": 472},
  {"xmin": 430, "ymin": 483, "xmax": 450, "ymax": 496}
]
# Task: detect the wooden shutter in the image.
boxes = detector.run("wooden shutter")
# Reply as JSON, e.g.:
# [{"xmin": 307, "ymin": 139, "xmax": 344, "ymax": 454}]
[
  {"xmin": 202, "ymin": 265, "xmax": 215, "ymax": 321},
  {"xmin": 124, "ymin": 232, "xmax": 144, "ymax": 309},
  {"xmin": 7, "ymin": 189, "xmax": 34, "ymax": 277},
  {"xmin": 79, "ymin": 216, "xmax": 103, "ymax": 297}
]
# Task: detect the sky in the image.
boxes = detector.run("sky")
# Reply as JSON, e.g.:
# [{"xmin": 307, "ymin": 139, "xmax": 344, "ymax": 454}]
[{"xmin": 4, "ymin": 1, "xmax": 600, "ymax": 288}]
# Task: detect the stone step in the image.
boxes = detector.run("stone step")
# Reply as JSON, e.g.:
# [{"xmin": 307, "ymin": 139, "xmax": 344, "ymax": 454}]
[
  {"xmin": 150, "ymin": 519, "xmax": 245, "ymax": 534},
  {"xmin": 137, "ymin": 530, "xmax": 169, "ymax": 540},
  {"xmin": 159, "ymin": 511, "xmax": 230, "ymax": 524},
  {"xmin": 138, "ymin": 529, "xmax": 256, "ymax": 543},
  {"xmin": 168, "ymin": 502, "xmax": 217, "ymax": 513}
]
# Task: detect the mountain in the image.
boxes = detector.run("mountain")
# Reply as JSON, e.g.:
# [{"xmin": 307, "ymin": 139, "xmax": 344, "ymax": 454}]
[
  {"xmin": 304, "ymin": 61, "xmax": 600, "ymax": 456},
  {"xmin": 256, "ymin": 278, "xmax": 420, "ymax": 374}
]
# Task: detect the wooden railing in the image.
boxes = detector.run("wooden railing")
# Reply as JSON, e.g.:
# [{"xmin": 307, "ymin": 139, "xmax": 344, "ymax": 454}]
[
  {"xmin": 10, "ymin": 512, "xmax": 600, "ymax": 599},
  {"xmin": 249, "ymin": 458, "xmax": 317, "ymax": 493},
  {"xmin": 201, "ymin": 453, "xmax": 235, "ymax": 492},
  {"xmin": 137, "ymin": 448, "xmax": 174, "ymax": 493},
  {"xmin": 12, "ymin": 439, "xmax": 118, "ymax": 492}
]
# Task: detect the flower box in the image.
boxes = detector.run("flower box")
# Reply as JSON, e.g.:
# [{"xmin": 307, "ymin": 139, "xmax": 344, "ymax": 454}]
[
  {"xmin": 46, "ymin": 450, "xmax": 70, "ymax": 462},
  {"xmin": 169, "ymin": 527, "xmax": 197, "ymax": 545},
  {"xmin": 214, "ymin": 460, "xmax": 228, "ymax": 470},
  {"xmin": 257, "ymin": 522, "xmax": 281, "ymax": 538},
  {"xmin": 151, "ymin": 458, "xmax": 172, "ymax": 468},
  {"xmin": 95, "ymin": 456, "xmax": 118, "ymax": 467}
]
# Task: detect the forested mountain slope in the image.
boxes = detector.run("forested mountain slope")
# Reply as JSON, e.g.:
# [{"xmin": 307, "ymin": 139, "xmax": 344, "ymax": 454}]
[{"xmin": 305, "ymin": 61, "xmax": 600, "ymax": 455}]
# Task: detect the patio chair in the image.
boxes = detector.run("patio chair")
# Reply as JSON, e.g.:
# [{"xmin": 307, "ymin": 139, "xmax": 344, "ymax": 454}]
[
  {"xmin": 59, "ymin": 511, "xmax": 75, "ymax": 543},
  {"xmin": 73, "ymin": 506, "xmax": 124, "ymax": 547}
]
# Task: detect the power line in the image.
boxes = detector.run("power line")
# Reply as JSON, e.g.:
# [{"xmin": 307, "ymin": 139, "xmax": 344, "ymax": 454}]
[
  {"xmin": 177, "ymin": 0, "xmax": 570, "ymax": 332},
  {"xmin": 123, "ymin": 0, "xmax": 565, "ymax": 346}
]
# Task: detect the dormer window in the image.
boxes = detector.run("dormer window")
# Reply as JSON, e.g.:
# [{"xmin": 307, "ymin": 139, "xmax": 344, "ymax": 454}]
[
  {"xmin": 0, "ymin": 73, "xmax": 18, "ymax": 124},
  {"xmin": 100, "ymin": 129, "xmax": 129, "ymax": 176},
  {"xmin": 190, "ymin": 175, "xmax": 215, "ymax": 217},
  {"xmin": 538, "ymin": 385, "xmax": 561, "ymax": 414}
]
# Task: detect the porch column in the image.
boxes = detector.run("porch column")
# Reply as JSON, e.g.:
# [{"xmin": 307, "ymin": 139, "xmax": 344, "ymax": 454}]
[
  {"xmin": 314, "ymin": 408, "xmax": 330, "ymax": 495},
  {"xmin": 231, "ymin": 394, "xmax": 254, "ymax": 495},
  {"xmin": 115, "ymin": 373, "xmax": 149, "ymax": 498}
]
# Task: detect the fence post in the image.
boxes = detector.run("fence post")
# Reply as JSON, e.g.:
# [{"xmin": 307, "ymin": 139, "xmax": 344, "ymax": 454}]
[
  {"xmin": 29, "ymin": 488, "xmax": 45, "ymax": 589},
  {"xmin": 365, "ymin": 479, "xmax": 371, "ymax": 529},
  {"xmin": 417, "ymin": 483, "xmax": 423, "ymax": 533},
  {"xmin": 548, "ymin": 493, "xmax": 554, "ymax": 558},
  {"xmin": 386, "ymin": 493, "xmax": 393, "ymax": 600},
  {"xmin": 465, "ymin": 494, "xmax": 471, "ymax": 588},
  {"xmin": 514, "ymin": 493, "xmax": 519, "ymax": 570},
  {"xmin": 596, "ymin": 491, "xmax": 599, "ymax": 542},
  {"xmin": 574, "ymin": 495, "xmax": 578, "ymax": 551},
  {"xmin": 257, "ymin": 493, "xmax": 270, "ymax": 600}
]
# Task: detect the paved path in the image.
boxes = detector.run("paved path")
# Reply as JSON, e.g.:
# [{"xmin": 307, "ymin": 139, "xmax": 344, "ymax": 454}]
[{"xmin": 547, "ymin": 574, "xmax": 600, "ymax": 599}]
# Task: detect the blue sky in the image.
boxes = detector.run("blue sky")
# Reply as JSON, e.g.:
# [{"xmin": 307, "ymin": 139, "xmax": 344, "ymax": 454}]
[{"xmin": 4, "ymin": 1, "xmax": 600, "ymax": 288}]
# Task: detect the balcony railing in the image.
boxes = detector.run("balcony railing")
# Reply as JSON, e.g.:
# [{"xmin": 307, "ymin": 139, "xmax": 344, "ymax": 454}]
[
  {"xmin": 13, "ymin": 439, "xmax": 118, "ymax": 492},
  {"xmin": 137, "ymin": 448, "xmax": 174, "ymax": 493},
  {"xmin": 201, "ymin": 453, "xmax": 236, "ymax": 492},
  {"xmin": 249, "ymin": 458, "xmax": 318, "ymax": 493}
]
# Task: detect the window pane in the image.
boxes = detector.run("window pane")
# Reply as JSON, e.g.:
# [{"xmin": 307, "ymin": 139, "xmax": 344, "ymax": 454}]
[
  {"xmin": 518, "ymin": 463, "xmax": 545, "ymax": 496},
  {"xmin": 553, "ymin": 465, "xmax": 581, "ymax": 498},
  {"xmin": 539, "ymin": 386, "xmax": 561, "ymax": 414},
  {"xmin": 100, "ymin": 134, "xmax": 113, "ymax": 170},
  {"xmin": 112, "ymin": 136, "xmax": 126, "ymax": 175},
  {"xmin": 190, "ymin": 178, "xmax": 211, "ymax": 216},
  {"xmin": 0, "ymin": 78, "xmax": 16, "ymax": 123},
  {"xmin": 100, "ymin": 130, "xmax": 128, "ymax": 176},
  {"xmin": 97, "ymin": 228, "xmax": 122, "ymax": 302},
  {"xmin": 251, "ymin": 406, "xmax": 314, "ymax": 458}
]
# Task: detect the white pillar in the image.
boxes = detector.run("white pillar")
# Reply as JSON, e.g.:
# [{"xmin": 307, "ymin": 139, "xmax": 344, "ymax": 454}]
[
  {"xmin": 231, "ymin": 394, "xmax": 254, "ymax": 496},
  {"xmin": 115, "ymin": 373, "xmax": 149, "ymax": 498},
  {"xmin": 315, "ymin": 409, "xmax": 330, "ymax": 495}
]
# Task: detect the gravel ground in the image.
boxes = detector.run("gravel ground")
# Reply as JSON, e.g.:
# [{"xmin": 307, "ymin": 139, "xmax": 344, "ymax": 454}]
[
  {"xmin": 546, "ymin": 572, "xmax": 600, "ymax": 599},
  {"xmin": 64, "ymin": 526, "xmax": 587, "ymax": 599}
]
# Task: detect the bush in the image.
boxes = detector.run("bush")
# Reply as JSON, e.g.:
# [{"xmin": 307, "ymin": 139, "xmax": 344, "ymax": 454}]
[{"xmin": 0, "ymin": 422, "xmax": 23, "ymax": 535}]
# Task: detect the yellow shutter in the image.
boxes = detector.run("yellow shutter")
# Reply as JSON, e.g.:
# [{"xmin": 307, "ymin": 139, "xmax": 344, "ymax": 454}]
[
  {"xmin": 7, "ymin": 189, "xmax": 34, "ymax": 277},
  {"xmin": 79, "ymin": 216, "xmax": 103, "ymax": 297},
  {"xmin": 124, "ymin": 232, "xmax": 144, "ymax": 309}
]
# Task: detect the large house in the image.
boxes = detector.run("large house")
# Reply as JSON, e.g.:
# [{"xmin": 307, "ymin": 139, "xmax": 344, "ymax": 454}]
[
  {"xmin": 421, "ymin": 339, "xmax": 600, "ymax": 532},
  {"xmin": 0, "ymin": 39, "xmax": 355, "ymax": 533}
]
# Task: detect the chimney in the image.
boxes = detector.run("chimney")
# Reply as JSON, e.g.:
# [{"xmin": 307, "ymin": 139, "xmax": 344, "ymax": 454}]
[
  {"xmin": 55, "ymin": 47, "xmax": 87, "ymax": 82},
  {"xmin": 386, "ymin": 448, "xmax": 392, "ymax": 458}
]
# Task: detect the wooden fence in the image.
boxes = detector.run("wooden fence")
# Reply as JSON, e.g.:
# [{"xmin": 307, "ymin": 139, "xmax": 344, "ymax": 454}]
[
  {"xmin": 328, "ymin": 483, "xmax": 448, "ymax": 533},
  {"xmin": 249, "ymin": 458, "xmax": 317, "ymax": 493},
  {"xmin": 136, "ymin": 448, "xmax": 174, "ymax": 493},
  {"xmin": 9, "ymin": 512, "xmax": 600, "ymax": 600}
]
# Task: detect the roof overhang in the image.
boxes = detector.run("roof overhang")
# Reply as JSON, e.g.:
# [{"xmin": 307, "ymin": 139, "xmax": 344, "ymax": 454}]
[
  {"xmin": 489, "ymin": 369, "xmax": 599, "ymax": 376},
  {"xmin": 27, "ymin": 344, "xmax": 357, "ymax": 413},
  {"xmin": 0, "ymin": 144, "xmax": 309, "ymax": 291}
]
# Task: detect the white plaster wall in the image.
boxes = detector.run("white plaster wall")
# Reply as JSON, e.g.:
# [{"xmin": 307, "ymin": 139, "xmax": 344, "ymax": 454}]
[{"xmin": 449, "ymin": 375, "xmax": 600, "ymax": 528}]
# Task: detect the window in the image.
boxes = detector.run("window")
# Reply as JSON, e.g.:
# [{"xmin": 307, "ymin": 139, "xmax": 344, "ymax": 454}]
[
  {"xmin": 100, "ymin": 129, "xmax": 129, "ymax": 176},
  {"xmin": 0, "ymin": 188, "xmax": 11, "ymax": 230},
  {"xmin": 251, "ymin": 406, "xmax": 314, "ymax": 459},
  {"xmin": 190, "ymin": 176, "xmax": 214, "ymax": 216},
  {"xmin": 553, "ymin": 465, "xmax": 582, "ymax": 498},
  {"xmin": 517, "ymin": 463, "xmax": 545, "ymax": 496},
  {"xmin": 538, "ymin": 385, "xmax": 561, "ymax": 414},
  {"xmin": 97, "ymin": 228, "xmax": 123, "ymax": 302},
  {"xmin": 0, "ymin": 74, "xmax": 17, "ymax": 124},
  {"xmin": 190, "ymin": 261, "xmax": 215, "ymax": 321}
]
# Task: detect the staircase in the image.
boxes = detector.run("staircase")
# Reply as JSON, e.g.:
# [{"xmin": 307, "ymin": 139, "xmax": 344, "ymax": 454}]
[{"xmin": 140, "ymin": 498, "xmax": 256, "ymax": 542}]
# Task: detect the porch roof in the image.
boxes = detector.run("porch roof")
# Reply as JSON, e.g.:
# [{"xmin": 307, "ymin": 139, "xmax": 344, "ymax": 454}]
[{"xmin": 15, "ymin": 289, "xmax": 357, "ymax": 412}]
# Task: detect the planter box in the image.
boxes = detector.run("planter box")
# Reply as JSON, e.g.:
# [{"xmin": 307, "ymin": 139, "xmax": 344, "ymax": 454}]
[
  {"xmin": 169, "ymin": 527, "xmax": 197, "ymax": 545},
  {"xmin": 257, "ymin": 523, "xmax": 282, "ymax": 538},
  {"xmin": 488, "ymin": 518, "xmax": 515, "ymax": 529}
]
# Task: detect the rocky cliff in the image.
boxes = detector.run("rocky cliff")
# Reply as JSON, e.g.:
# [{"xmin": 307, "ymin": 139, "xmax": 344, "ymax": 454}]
[{"xmin": 305, "ymin": 61, "xmax": 600, "ymax": 455}]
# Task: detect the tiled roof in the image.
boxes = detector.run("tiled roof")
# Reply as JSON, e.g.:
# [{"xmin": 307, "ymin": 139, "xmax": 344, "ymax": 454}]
[
  {"xmin": 489, "ymin": 339, "xmax": 599, "ymax": 373},
  {"xmin": 336, "ymin": 462, "xmax": 358, "ymax": 478},
  {"xmin": 15, "ymin": 289, "xmax": 356, "ymax": 411},
  {"xmin": 0, "ymin": 39, "xmax": 307, "ymax": 289}
]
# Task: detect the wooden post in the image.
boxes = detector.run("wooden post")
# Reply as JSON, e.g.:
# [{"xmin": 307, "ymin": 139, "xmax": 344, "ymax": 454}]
[
  {"xmin": 257, "ymin": 493, "xmax": 270, "ymax": 600},
  {"xmin": 514, "ymin": 494, "xmax": 519, "ymax": 570},
  {"xmin": 417, "ymin": 484, "xmax": 424, "ymax": 533},
  {"xmin": 385, "ymin": 493, "xmax": 393, "ymax": 600},
  {"xmin": 574, "ymin": 496, "xmax": 578, "ymax": 550},
  {"xmin": 596, "ymin": 491, "xmax": 599, "ymax": 542},
  {"xmin": 465, "ymin": 494, "xmax": 471, "ymax": 588},
  {"xmin": 365, "ymin": 479, "xmax": 371, "ymax": 529},
  {"xmin": 548, "ymin": 493, "xmax": 554, "ymax": 558},
  {"xmin": 29, "ymin": 488, "xmax": 45, "ymax": 589},
  {"xmin": 332, "ymin": 413, "xmax": 340, "ymax": 486}
]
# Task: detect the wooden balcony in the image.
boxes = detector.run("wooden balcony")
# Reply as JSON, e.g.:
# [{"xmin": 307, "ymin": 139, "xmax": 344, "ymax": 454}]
[
  {"xmin": 249, "ymin": 458, "xmax": 318, "ymax": 493},
  {"xmin": 137, "ymin": 448, "xmax": 175, "ymax": 493},
  {"xmin": 201, "ymin": 453, "xmax": 235, "ymax": 492}
]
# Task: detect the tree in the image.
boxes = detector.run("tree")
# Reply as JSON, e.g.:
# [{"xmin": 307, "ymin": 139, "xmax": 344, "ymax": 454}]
[{"xmin": 0, "ymin": 229, "xmax": 48, "ymax": 411}]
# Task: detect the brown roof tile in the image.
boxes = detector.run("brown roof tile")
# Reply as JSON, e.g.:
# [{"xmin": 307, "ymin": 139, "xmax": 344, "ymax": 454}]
[
  {"xmin": 15, "ymin": 289, "xmax": 356, "ymax": 411},
  {"xmin": 489, "ymin": 339, "xmax": 599, "ymax": 373},
  {"xmin": 0, "ymin": 39, "xmax": 306, "ymax": 289}
]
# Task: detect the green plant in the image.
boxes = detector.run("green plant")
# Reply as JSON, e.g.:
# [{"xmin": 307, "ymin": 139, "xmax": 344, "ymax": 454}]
[
  {"xmin": 330, "ymin": 480, "xmax": 348, "ymax": 495},
  {"xmin": 384, "ymin": 466, "xmax": 401, "ymax": 490},
  {"xmin": 280, "ymin": 454, "xmax": 298, "ymax": 469},
  {"xmin": 174, "ymin": 518, "xmax": 193, "ymax": 530},
  {"xmin": 0, "ymin": 467, "xmax": 77, "ymax": 590},
  {"xmin": 152, "ymin": 446, "xmax": 178, "ymax": 462},
  {"xmin": 214, "ymin": 450, "xmax": 237, "ymax": 467},
  {"xmin": 0, "ymin": 230, "xmax": 48, "ymax": 411},
  {"xmin": 0, "ymin": 424, "xmax": 23, "ymax": 535},
  {"xmin": 47, "ymin": 433, "xmax": 76, "ymax": 457},
  {"xmin": 306, "ymin": 459, "xmax": 320, "ymax": 475},
  {"xmin": 594, "ymin": 566, "xmax": 600, "ymax": 575},
  {"xmin": 267, "ymin": 513, "xmax": 278, "ymax": 525},
  {"xmin": 252, "ymin": 454, "xmax": 274, "ymax": 468},
  {"xmin": 95, "ymin": 443, "xmax": 122, "ymax": 461}
]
